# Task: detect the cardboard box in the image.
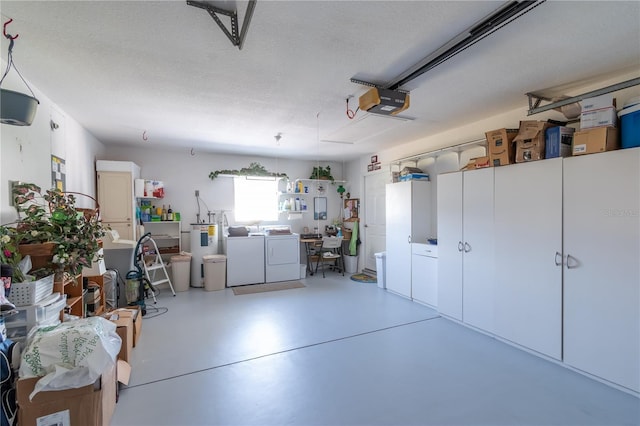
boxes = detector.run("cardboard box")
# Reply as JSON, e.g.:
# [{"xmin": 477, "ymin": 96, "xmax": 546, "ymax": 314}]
[
  {"xmin": 514, "ymin": 121, "xmax": 555, "ymax": 163},
  {"xmin": 485, "ymin": 128, "xmax": 518, "ymax": 166},
  {"xmin": 17, "ymin": 363, "xmax": 119, "ymax": 426},
  {"xmin": 460, "ymin": 156, "xmax": 490, "ymax": 171},
  {"xmin": 112, "ymin": 314, "xmax": 133, "ymax": 362},
  {"xmin": 581, "ymin": 94, "xmax": 615, "ymax": 112},
  {"xmin": 580, "ymin": 107, "xmax": 618, "ymax": 129},
  {"xmin": 545, "ymin": 126, "xmax": 575, "ymax": 158},
  {"xmin": 115, "ymin": 307, "xmax": 142, "ymax": 347},
  {"xmin": 572, "ymin": 127, "xmax": 619, "ymax": 155}
]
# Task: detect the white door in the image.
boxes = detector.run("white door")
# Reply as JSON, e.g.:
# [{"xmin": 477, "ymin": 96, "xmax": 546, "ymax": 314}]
[
  {"xmin": 411, "ymin": 244, "xmax": 438, "ymax": 307},
  {"xmin": 563, "ymin": 148, "xmax": 640, "ymax": 392},
  {"xmin": 364, "ymin": 171, "xmax": 389, "ymax": 272},
  {"xmin": 385, "ymin": 181, "xmax": 412, "ymax": 298},
  {"xmin": 494, "ymin": 159, "xmax": 563, "ymax": 359},
  {"xmin": 461, "ymin": 167, "xmax": 495, "ymax": 333},
  {"xmin": 437, "ymin": 172, "xmax": 463, "ymax": 320}
]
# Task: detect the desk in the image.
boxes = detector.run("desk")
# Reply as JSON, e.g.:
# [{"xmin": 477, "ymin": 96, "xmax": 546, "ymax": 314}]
[{"xmin": 301, "ymin": 237, "xmax": 345, "ymax": 276}]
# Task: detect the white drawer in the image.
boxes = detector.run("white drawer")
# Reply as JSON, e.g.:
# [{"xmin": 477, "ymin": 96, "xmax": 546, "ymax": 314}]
[{"xmin": 411, "ymin": 243, "xmax": 438, "ymax": 258}]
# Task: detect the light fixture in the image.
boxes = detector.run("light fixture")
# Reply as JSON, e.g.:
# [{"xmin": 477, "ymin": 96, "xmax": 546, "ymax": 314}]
[{"xmin": 1, "ymin": 19, "xmax": 39, "ymax": 126}]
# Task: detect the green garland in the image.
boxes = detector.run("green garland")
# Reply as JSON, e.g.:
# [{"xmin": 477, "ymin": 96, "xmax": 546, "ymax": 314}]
[{"xmin": 209, "ymin": 162, "xmax": 287, "ymax": 180}]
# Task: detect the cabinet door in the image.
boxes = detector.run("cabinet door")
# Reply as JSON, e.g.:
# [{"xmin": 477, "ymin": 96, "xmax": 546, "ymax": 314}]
[
  {"xmin": 494, "ymin": 159, "xmax": 562, "ymax": 359},
  {"xmin": 411, "ymin": 245, "xmax": 438, "ymax": 307},
  {"xmin": 461, "ymin": 167, "xmax": 494, "ymax": 333},
  {"xmin": 385, "ymin": 182, "xmax": 412, "ymax": 298},
  {"xmin": 437, "ymin": 172, "xmax": 463, "ymax": 320},
  {"xmin": 98, "ymin": 171, "xmax": 133, "ymax": 222},
  {"xmin": 563, "ymin": 148, "xmax": 640, "ymax": 392},
  {"xmin": 104, "ymin": 221, "xmax": 133, "ymax": 240}
]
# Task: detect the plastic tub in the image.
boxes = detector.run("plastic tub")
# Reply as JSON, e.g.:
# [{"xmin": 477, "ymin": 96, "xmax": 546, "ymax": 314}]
[
  {"xmin": 374, "ymin": 252, "xmax": 387, "ymax": 289},
  {"xmin": 619, "ymin": 101, "xmax": 640, "ymax": 149},
  {"xmin": 171, "ymin": 254, "xmax": 192, "ymax": 292},
  {"xmin": 203, "ymin": 254, "xmax": 226, "ymax": 291}
]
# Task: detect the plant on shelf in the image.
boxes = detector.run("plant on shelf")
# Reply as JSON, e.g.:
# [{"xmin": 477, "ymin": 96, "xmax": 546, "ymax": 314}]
[
  {"xmin": 0, "ymin": 183, "xmax": 107, "ymax": 281},
  {"xmin": 309, "ymin": 165, "xmax": 334, "ymax": 182},
  {"xmin": 209, "ymin": 162, "xmax": 287, "ymax": 180}
]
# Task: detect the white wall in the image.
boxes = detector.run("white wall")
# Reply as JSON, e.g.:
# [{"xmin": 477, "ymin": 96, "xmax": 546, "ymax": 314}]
[
  {"xmin": 97, "ymin": 146, "xmax": 349, "ymax": 249},
  {"xmin": 1, "ymin": 64, "xmax": 106, "ymax": 226}
]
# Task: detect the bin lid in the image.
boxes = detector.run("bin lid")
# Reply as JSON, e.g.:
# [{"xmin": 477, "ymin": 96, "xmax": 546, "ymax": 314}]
[
  {"xmin": 374, "ymin": 252, "xmax": 386, "ymax": 258},
  {"xmin": 171, "ymin": 254, "xmax": 192, "ymax": 262},
  {"xmin": 203, "ymin": 254, "xmax": 226, "ymax": 263}
]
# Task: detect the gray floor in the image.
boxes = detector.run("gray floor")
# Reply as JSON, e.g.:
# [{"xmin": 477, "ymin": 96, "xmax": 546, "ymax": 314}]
[{"xmin": 111, "ymin": 274, "xmax": 639, "ymax": 426}]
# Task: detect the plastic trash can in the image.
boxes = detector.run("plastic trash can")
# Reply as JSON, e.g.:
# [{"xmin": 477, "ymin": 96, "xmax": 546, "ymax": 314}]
[
  {"xmin": 374, "ymin": 252, "xmax": 386, "ymax": 289},
  {"xmin": 344, "ymin": 255, "xmax": 358, "ymax": 274},
  {"xmin": 203, "ymin": 254, "xmax": 226, "ymax": 291},
  {"xmin": 171, "ymin": 254, "xmax": 192, "ymax": 292},
  {"xmin": 300, "ymin": 264, "xmax": 307, "ymax": 279}
]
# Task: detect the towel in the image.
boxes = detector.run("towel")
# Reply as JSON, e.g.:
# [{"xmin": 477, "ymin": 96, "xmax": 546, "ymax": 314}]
[{"xmin": 349, "ymin": 221, "xmax": 359, "ymax": 255}]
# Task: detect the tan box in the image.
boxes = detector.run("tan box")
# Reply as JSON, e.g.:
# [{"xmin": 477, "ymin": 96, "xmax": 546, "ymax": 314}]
[
  {"xmin": 485, "ymin": 128, "xmax": 518, "ymax": 166},
  {"xmin": 17, "ymin": 363, "xmax": 117, "ymax": 426},
  {"xmin": 514, "ymin": 121, "xmax": 555, "ymax": 163},
  {"xmin": 460, "ymin": 156, "xmax": 491, "ymax": 171},
  {"xmin": 110, "ymin": 306, "xmax": 142, "ymax": 347},
  {"xmin": 572, "ymin": 127, "xmax": 619, "ymax": 155},
  {"xmin": 112, "ymin": 315, "xmax": 133, "ymax": 363}
]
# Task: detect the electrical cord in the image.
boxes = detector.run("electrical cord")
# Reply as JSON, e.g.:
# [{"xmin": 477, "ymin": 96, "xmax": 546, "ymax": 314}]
[{"xmin": 346, "ymin": 97, "xmax": 359, "ymax": 119}]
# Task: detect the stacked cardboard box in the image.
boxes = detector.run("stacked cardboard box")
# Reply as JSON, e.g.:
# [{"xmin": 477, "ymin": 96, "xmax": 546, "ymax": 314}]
[
  {"xmin": 573, "ymin": 94, "xmax": 620, "ymax": 155},
  {"xmin": 485, "ymin": 128, "xmax": 518, "ymax": 166},
  {"xmin": 545, "ymin": 126, "xmax": 575, "ymax": 158},
  {"xmin": 514, "ymin": 120, "xmax": 555, "ymax": 163}
]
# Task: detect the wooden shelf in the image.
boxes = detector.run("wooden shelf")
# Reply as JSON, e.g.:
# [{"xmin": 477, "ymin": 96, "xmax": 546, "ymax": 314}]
[{"xmin": 54, "ymin": 273, "xmax": 85, "ymax": 321}]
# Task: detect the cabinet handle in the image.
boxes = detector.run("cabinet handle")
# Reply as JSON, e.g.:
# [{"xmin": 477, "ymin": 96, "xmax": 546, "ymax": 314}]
[
  {"xmin": 566, "ymin": 254, "xmax": 578, "ymax": 269},
  {"xmin": 554, "ymin": 251, "xmax": 563, "ymax": 266},
  {"xmin": 463, "ymin": 242, "xmax": 471, "ymax": 253},
  {"xmin": 408, "ymin": 235, "xmax": 411, "ymax": 244},
  {"xmin": 458, "ymin": 241, "xmax": 463, "ymax": 252}
]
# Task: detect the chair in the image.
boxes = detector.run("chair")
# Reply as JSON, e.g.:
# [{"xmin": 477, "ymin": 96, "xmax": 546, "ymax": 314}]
[{"xmin": 314, "ymin": 236, "xmax": 344, "ymax": 277}]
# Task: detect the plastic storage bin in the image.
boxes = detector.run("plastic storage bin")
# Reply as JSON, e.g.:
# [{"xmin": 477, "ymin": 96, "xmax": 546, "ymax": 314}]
[
  {"xmin": 203, "ymin": 254, "xmax": 226, "ymax": 291},
  {"xmin": 619, "ymin": 98, "xmax": 640, "ymax": 149},
  {"xmin": 171, "ymin": 253, "xmax": 192, "ymax": 292},
  {"xmin": 8, "ymin": 274, "xmax": 54, "ymax": 306},
  {"xmin": 4, "ymin": 293, "xmax": 66, "ymax": 342},
  {"xmin": 300, "ymin": 264, "xmax": 307, "ymax": 279},
  {"xmin": 374, "ymin": 252, "xmax": 387, "ymax": 289}
]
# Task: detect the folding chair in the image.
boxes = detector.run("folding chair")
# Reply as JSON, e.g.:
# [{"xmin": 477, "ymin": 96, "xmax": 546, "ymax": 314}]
[{"xmin": 314, "ymin": 236, "xmax": 344, "ymax": 277}]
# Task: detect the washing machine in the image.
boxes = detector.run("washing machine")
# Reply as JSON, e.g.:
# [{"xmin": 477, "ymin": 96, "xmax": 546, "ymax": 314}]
[
  {"xmin": 190, "ymin": 223, "xmax": 218, "ymax": 287},
  {"xmin": 264, "ymin": 233, "xmax": 300, "ymax": 282},
  {"xmin": 224, "ymin": 234, "xmax": 265, "ymax": 286}
]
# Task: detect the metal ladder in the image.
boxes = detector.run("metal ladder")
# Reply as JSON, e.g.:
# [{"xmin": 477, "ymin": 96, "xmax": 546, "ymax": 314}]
[{"xmin": 142, "ymin": 235, "xmax": 176, "ymax": 301}]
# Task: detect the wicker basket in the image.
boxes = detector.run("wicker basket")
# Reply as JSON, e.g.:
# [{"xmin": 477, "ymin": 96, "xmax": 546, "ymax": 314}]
[{"xmin": 8, "ymin": 274, "xmax": 55, "ymax": 306}]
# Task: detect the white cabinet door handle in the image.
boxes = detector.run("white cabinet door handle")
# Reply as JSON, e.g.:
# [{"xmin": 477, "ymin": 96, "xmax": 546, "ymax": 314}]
[
  {"xmin": 555, "ymin": 251, "xmax": 563, "ymax": 266},
  {"xmin": 458, "ymin": 241, "xmax": 463, "ymax": 252},
  {"xmin": 463, "ymin": 242, "xmax": 471, "ymax": 253},
  {"xmin": 566, "ymin": 254, "xmax": 578, "ymax": 269},
  {"xmin": 408, "ymin": 235, "xmax": 411, "ymax": 244}
]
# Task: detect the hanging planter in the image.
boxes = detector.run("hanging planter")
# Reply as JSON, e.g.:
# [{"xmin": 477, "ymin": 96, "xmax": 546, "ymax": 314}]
[{"xmin": 0, "ymin": 19, "xmax": 40, "ymax": 126}]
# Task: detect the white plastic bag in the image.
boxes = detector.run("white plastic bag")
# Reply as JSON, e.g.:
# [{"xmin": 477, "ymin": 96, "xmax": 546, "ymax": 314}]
[{"xmin": 19, "ymin": 316, "xmax": 121, "ymax": 400}]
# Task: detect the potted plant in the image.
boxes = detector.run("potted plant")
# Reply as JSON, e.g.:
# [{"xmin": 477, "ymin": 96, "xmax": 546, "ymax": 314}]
[
  {"xmin": 209, "ymin": 162, "xmax": 287, "ymax": 180},
  {"xmin": 0, "ymin": 183, "xmax": 107, "ymax": 282},
  {"xmin": 309, "ymin": 165, "xmax": 334, "ymax": 182}
]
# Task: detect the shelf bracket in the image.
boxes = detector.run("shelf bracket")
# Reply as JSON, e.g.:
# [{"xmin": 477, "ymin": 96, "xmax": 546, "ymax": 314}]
[
  {"xmin": 526, "ymin": 77, "xmax": 640, "ymax": 116},
  {"xmin": 187, "ymin": 0, "xmax": 257, "ymax": 50}
]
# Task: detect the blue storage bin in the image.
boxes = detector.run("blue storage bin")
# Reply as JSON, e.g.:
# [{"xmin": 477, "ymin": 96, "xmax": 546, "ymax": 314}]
[{"xmin": 619, "ymin": 102, "xmax": 640, "ymax": 149}]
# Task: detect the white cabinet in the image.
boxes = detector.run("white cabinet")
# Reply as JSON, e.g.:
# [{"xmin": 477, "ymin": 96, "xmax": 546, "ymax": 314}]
[
  {"xmin": 385, "ymin": 180, "xmax": 431, "ymax": 299},
  {"xmin": 411, "ymin": 244, "xmax": 438, "ymax": 307},
  {"xmin": 437, "ymin": 168, "xmax": 494, "ymax": 332},
  {"xmin": 96, "ymin": 161, "xmax": 140, "ymax": 241},
  {"xmin": 437, "ymin": 172, "xmax": 463, "ymax": 320},
  {"xmin": 563, "ymin": 148, "xmax": 639, "ymax": 392},
  {"xmin": 494, "ymin": 158, "xmax": 563, "ymax": 359}
]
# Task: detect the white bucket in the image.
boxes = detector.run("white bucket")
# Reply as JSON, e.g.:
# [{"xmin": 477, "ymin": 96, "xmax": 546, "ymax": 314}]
[{"xmin": 344, "ymin": 255, "xmax": 358, "ymax": 274}]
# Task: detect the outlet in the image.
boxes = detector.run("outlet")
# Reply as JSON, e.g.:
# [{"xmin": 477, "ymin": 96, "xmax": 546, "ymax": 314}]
[{"xmin": 195, "ymin": 190, "xmax": 199, "ymax": 197}]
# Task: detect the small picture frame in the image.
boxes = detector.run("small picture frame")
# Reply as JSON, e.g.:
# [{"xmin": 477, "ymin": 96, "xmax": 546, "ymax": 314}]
[
  {"xmin": 374, "ymin": 164, "xmax": 382, "ymax": 170},
  {"xmin": 367, "ymin": 164, "xmax": 374, "ymax": 172},
  {"xmin": 370, "ymin": 155, "xmax": 378, "ymax": 164}
]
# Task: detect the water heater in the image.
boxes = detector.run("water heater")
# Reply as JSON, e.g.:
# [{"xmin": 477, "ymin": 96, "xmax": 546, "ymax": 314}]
[{"xmin": 190, "ymin": 223, "xmax": 218, "ymax": 287}]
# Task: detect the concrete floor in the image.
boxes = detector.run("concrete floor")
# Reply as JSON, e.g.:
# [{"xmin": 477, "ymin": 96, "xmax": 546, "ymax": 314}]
[{"xmin": 111, "ymin": 274, "xmax": 639, "ymax": 426}]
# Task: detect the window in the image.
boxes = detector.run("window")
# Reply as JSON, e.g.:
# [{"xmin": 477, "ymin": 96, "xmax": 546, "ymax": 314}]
[{"xmin": 233, "ymin": 177, "xmax": 278, "ymax": 222}]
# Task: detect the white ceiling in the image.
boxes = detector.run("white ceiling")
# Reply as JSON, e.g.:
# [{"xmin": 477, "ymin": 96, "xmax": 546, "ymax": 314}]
[{"xmin": 1, "ymin": 1, "xmax": 639, "ymax": 161}]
